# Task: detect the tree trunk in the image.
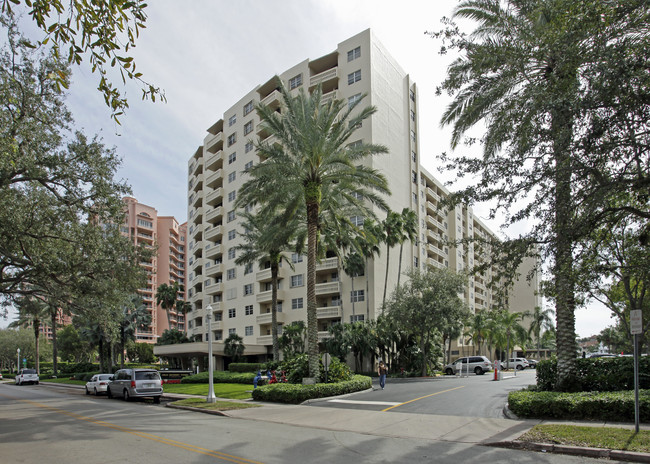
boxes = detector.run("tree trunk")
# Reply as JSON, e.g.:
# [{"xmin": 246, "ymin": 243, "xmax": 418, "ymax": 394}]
[
  {"xmin": 397, "ymin": 243, "xmax": 404, "ymax": 288},
  {"xmin": 382, "ymin": 248, "xmax": 391, "ymax": 311},
  {"xmin": 50, "ymin": 309, "xmax": 58, "ymax": 376},
  {"xmin": 271, "ymin": 262, "xmax": 280, "ymax": 361},
  {"xmin": 306, "ymin": 200, "xmax": 320, "ymax": 380},
  {"xmin": 33, "ymin": 319, "xmax": 40, "ymax": 375},
  {"xmin": 351, "ymin": 275, "xmax": 356, "ymax": 318},
  {"xmin": 365, "ymin": 258, "xmax": 370, "ymax": 320}
]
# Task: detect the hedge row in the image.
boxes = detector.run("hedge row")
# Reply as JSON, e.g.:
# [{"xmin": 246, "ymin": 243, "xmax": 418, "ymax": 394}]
[
  {"xmin": 536, "ymin": 357, "xmax": 650, "ymax": 392},
  {"xmin": 508, "ymin": 389, "xmax": 650, "ymax": 422},
  {"xmin": 181, "ymin": 371, "xmax": 256, "ymax": 385},
  {"xmin": 251, "ymin": 375, "xmax": 372, "ymax": 404},
  {"xmin": 228, "ymin": 363, "xmax": 264, "ymax": 373}
]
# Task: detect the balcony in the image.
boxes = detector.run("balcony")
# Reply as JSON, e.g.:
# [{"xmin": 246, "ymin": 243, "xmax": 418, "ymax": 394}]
[
  {"xmin": 256, "ymin": 312, "xmax": 287, "ymax": 325},
  {"xmin": 204, "ymin": 280, "xmax": 223, "ymax": 295},
  {"xmin": 204, "ymin": 260, "xmax": 222, "ymax": 278},
  {"xmin": 191, "ymin": 256, "xmax": 202, "ymax": 271},
  {"xmin": 205, "ymin": 187, "xmax": 223, "ymax": 207},
  {"xmin": 318, "ymin": 331, "xmax": 332, "ymax": 342},
  {"xmin": 260, "ymin": 89, "xmax": 281, "ymax": 107},
  {"xmin": 204, "ymin": 224, "xmax": 222, "ymax": 242},
  {"xmin": 316, "ymin": 257, "xmax": 338, "ymax": 271},
  {"xmin": 317, "ymin": 306, "xmax": 342, "ymax": 319},
  {"xmin": 205, "ymin": 206, "xmax": 223, "ymax": 223},
  {"xmin": 205, "ymin": 149, "xmax": 223, "ymax": 171},
  {"xmin": 190, "ymin": 172, "xmax": 204, "ymax": 192},
  {"xmin": 321, "ymin": 90, "xmax": 338, "ymax": 105},
  {"xmin": 256, "ymin": 335, "xmax": 273, "ymax": 345},
  {"xmin": 256, "ymin": 267, "xmax": 272, "ymax": 282},
  {"xmin": 204, "ymin": 243, "xmax": 222, "ymax": 260},
  {"xmin": 315, "ymin": 281, "xmax": 341, "ymax": 296},
  {"xmin": 309, "ymin": 67, "xmax": 338, "ymax": 88},
  {"xmin": 427, "ymin": 187, "xmax": 441, "ymax": 202},
  {"xmin": 256, "ymin": 289, "xmax": 284, "ymax": 303},
  {"xmin": 204, "ymin": 131, "xmax": 223, "ymax": 154},
  {"xmin": 205, "ymin": 169, "xmax": 222, "ymax": 189}
]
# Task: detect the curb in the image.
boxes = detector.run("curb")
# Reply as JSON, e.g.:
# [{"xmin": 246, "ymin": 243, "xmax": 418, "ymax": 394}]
[
  {"xmin": 165, "ymin": 403, "xmax": 229, "ymax": 416},
  {"xmin": 300, "ymin": 387, "xmax": 373, "ymax": 405},
  {"xmin": 487, "ymin": 441, "xmax": 650, "ymax": 463}
]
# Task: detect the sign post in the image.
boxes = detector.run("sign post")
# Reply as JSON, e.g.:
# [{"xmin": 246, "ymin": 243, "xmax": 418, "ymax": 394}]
[
  {"xmin": 322, "ymin": 353, "xmax": 332, "ymax": 383},
  {"xmin": 630, "ymin": 309, "xmax": 642, "ymax": 433}
]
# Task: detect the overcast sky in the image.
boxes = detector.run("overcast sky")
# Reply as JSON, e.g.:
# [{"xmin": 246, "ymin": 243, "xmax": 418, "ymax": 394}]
[{"xmin": 3, "ymin": 0, "xmax": 615, "ymax": 337}]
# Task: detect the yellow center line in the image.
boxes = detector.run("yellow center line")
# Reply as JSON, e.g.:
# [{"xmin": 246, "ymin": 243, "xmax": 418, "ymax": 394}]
[
  {"xmin": 0, "ymin": 393, "xmax": 263, "ymax": 464},
  {"xmin": 381, "ymin": 385, "xmax": 466, "ymax": 412}
]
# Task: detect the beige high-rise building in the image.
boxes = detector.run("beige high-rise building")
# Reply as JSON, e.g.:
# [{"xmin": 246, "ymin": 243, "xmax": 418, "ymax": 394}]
[
  {"xmin": 165, "ymin": 30, "xmax": 539, "ymax": 367},
  {"xmin": 122, "ymin": 197, "xmax": 187, "ymax": 343}
]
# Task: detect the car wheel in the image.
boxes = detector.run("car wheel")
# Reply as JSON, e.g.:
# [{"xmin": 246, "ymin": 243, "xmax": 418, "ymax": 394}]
[
  {"xmin": 474, "ymin": 367, "xmax": 484, "ymax": 375},
  {"xmin": 123, "ymin": 389, "xmax": 130, "ymax": 401},
  {"xmin": 516, "ymin": 365, "xmax": 523, "ymax": 370},
  {"xmin": 35, "ymin": 381, "xmax": 38, "ymax": 385},
  {"xmin": 85, "ymin": 387, "xmax": 90, "ymax": 395},
  {"xmin": 94, "ymin": 388, "xmax": 98, "ymax": 396},
  {"xmin": 107, "ymin": 387, "xmax": 113, "ymax": 399},
  {"xmin": 445, "ymin": 368, "xmax": 454, "ymax": 375},
  {"xmin": 153, "ymin": 396, "xmax": 161, "ymax": 404}
]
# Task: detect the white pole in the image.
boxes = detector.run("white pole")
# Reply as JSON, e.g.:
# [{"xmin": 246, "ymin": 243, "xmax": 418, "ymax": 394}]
[
  {"xmin": 17, "ymin": 348, "xmax": 20, "ymax": 373},
  {"xmin": 206, "ymin": 305, "xmax": 216, "ymax": 403}
]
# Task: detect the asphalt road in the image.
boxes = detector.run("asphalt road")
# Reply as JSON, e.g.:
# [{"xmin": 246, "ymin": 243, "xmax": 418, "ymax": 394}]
[
  {"xmin": 312, "ymin": 369, "xmax": 537, "ymax": 417},
  {"xmin": 0, "ymin": 377, "xmax": 607, "ymax": 464}
]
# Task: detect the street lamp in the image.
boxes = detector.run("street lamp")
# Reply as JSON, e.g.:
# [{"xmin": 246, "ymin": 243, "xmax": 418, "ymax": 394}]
[
  {"xmin": 17, "ymin": 348, "xmax": 20, "ymax": 373},
  {"xmin": 205, "ymin": 305, "xmax": 216, "ymax": 403}
]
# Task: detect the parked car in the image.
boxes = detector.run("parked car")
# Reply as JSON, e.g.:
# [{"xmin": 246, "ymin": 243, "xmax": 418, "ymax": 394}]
[
  {"xmin": 444, "ymin": 356, "xmax": 493, "ymax": 375},
  {"xmin": 0, "ymin": 372, "xmax": 3, "ymax": 380},
  {"xmin": 505, "ymin": 358, "xmax": 530, "ymax": 370},
  {"xmin": 15, "ymin": 368, "xmax": 39, "ymax": 385},
  {"xmin": 107, "ymin": 368, "xmax": 163, "ymax": 403},
  {"xmin": 587, "ymin": 353, "xmax": 617, "ymax": 358},
  {"xmin": 527, "ymin": 359, "xmax": 538, "ymax": 369},
  {"xmin": 85, "ymin": 374, "xmax": 114, "ymax": 396}
]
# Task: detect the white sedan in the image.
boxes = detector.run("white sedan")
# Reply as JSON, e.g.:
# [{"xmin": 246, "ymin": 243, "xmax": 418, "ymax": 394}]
[{"xmin": 85, "ymin": 374, "xmax": 114, "ymax": 396}]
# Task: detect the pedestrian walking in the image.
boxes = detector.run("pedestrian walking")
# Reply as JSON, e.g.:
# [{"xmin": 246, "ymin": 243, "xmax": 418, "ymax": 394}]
[{"xmin": 378, "ymin": 360, "xmax": 388, "ymax": 390}]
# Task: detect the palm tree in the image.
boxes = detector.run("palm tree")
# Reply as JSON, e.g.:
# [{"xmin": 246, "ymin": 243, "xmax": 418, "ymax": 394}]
[
  {"xmin": 224, "ymin": 333, "xmax": 245, "ymax": 363},
  {"xmin": 119, "ymin": 296, "xmax": 152, "ymax": 368},
  {"xmin": 396, "ymin": 208, "xmax": 418, "ymax": 288},
  {"xmin": 441, "ymin": 0, "xmax": 581, "ymax": 388},
  {"xmin": 234, "ymin": 207, "xmax": 297, "ymax": 361},
  {"xmin": 343, "ymin": 251, "xmax": 365, "ymax": 320},
  {"xmin": 238, "ymin": 79, "xmax": 390, "ymax": 379},
  {"xmin": 155, "ymin": 281, "xmax": 181, "ymax": 330},
  {"xmin": 381, "ymin": 210, "xmax": 402, "ymax": 308},
  {"xmin": 358, "ymin": 219, "xmax": 383, "ymax": 320},
  {"xmin": 464, "ymin": 311, "xmax": 488, "ymax": 356},
  {"xmin": 527, "ymin": 306, "xmax": 554, "ymax": 358},
  {"xmin": 10, "ymin": 296, "xmax": 49, "ymax": 374},
  {"xmin": 497, "ymin": 310, "xmax": 527, "ymax": 369}
]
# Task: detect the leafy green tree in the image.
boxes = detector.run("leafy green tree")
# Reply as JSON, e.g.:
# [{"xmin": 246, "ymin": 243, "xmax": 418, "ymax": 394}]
[
  {"xmin": 381, "ymin": 210, "xmax": 403, "ymax": 308},
  {"xmin": 155, "ymin": 281, "xmax": 181, "ymax": 331},
  {"xmin": 347, "ymin": 320, "xmax": 377, "ymax": 373},
  {"xmin": 527, "ymin": 306, "xmax": 554, "ymax": 357},
  {"xmin": 1, "ymin": 0, "xmax": 163, "ymax": 120},
  {"xmin": 234, "ymin": 207, "xmax": 297, "ymax": 361},
  {"xmin": 126, "ymin": 342, "xmax": 154, "ymax": 364},
  {"xmin": 9, "ymin": 296, "xmax": 49, "ymax": 374},
  {"xmin": 497, "ymin": 310, "xmax": 528, "ymax": 368},
  {"xmin": 396, "ymin": 208, "xmax": 418, "ymax": 289},
  {"xmin": 223, "ymin": 333, "xmax": 245, "ymax": 363},
  {"xmin": 386, "ymin": 267, "xmax": 468, "ymax": 376},
  {"xmin": 0, "ymin": 327, "xmax": 36, "ymax": 371},
  {"xmin": 118, "ymin": 296, "xmax": 151, "ymax": 368},
  {"xmin": 57, "ymin": 324, "xmax": 91, "ymax": 363},
  {"xmin": 156, "ymin": 328, "xmax": 190, "ymax": 345},
  {"xmin": 464, "ymin": 311, "xmax": 488, "ymax": 356},
  {"xmin": 238, "ymin": 80, "xmax": 390, "ymax": 379},
  {"xmin": 279, "ymin": 321, "xmax": 307, "ymax": 360}
]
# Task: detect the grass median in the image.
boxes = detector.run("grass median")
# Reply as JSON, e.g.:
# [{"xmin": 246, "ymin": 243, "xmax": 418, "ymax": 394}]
[{"xmin": 518, "ymin": 424, "xmax": 650, "ymax": 453}]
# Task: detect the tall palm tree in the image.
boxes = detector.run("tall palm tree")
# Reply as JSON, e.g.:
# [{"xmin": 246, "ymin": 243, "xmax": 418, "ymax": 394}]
[
  {"xmin": 358, "ymin": 219, "xmax": 383, "ymax": 320},
  {"xmin": 238, "ymin": 79, "xmax": 390, "ymax": 379},
  {"xmin": 155, "ymin": 281, "xmax": 181, "ymax": 331},
  {"xmin": 381, "ymin": 210, "xmax": 403, "ymax": 308},
  {"xmin": 224, "ymin": 333, "xmax": 245, "ymax": 363},
  {"xmin": 497, "ymin": 310, "xmax": 527, "ymax": 369},
  {"xmin": 464, "ymin": 311, "xmax": 488, "ymax": 356},
  {"xmin": 441, "ymin": 0, "xmax": 582, "ymax": 388},
  {"xmin": 234, "ymin": 207, "xmax": 297, "ymax": 361},
  {"xmin": 119, "ymin": 296, "xmax": 152, "ymax": 368},
  {"xmin": 10, "ymin": 296, "xmax": 49, "ymax": 374},
  {"xmin": 397, "ymin": 208, "xmax": 418, "ymax": 288},
  {"xmin": 342, "ymin": 251, "xmax": 365, "ymax": 320},
  {"xmin": 527, "ymin": 305, "xmax": 554, "ymax": 358}
]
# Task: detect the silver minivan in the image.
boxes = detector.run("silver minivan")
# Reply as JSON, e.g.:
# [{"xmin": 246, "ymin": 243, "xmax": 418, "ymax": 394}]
[
  {"xmin": 107, "ymin": 369, "xmax": 163, "ymax": 403},
  {"xmin": 443, "ymin": 356, "xmax": 493, "ymax": 375}
]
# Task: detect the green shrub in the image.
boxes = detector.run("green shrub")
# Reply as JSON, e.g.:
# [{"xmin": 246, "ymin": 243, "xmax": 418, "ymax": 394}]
[
  {"xmin": 279, "ymin": 354, "xmax": 352, "ymax": 384},
  {"xmin": 228, "ymin": 363, "xmax": 263, "ymax": 373},
  {"xmin": 60, "ymin": 362, "xmax": 98, "ymax": 374},
  {"xmin": 252, "ymin": 375, "xmax": 372, "ymax": 404},
  {"xmin": 508, "ymin": 389, "xmax": 650, "ymax": 421},
  {"xmin": 181, "ymin": 370, "xmax": 256, "ymax": 385},
  {"xmin": 536, "ymin": 357, "xmax": 650, "ymax": 392}
]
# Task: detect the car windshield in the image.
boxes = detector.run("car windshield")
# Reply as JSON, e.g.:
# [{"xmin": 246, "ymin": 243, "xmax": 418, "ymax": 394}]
[
  {"xmin": 22, "ymin": 369, "xmax": 36, "ymax": 374},
  {"xmin": 98, "ymin": 375, "xmax": 113, "ymax": 381},
  {"xmin": 135, "ymin": 371, "xmax": 160, "ymax": 381}
]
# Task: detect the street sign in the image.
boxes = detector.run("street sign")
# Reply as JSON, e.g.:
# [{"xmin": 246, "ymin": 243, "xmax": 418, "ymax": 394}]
[
  {"xmin": 631, "ymin": 310, "xmax": 642, "ymax": 335},
  {"xmin": 322, "ymin": 353, "xmax": 332, "ymax": 370}
]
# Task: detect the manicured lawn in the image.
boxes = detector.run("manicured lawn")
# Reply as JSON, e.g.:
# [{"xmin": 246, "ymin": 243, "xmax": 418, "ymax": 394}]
[
  {"xmin": 163, "ymin": 383, "xmax": 252, "ymax": 400},
  {"xmin": 171, "ymin": 397, "xmax": 260, "ymax": 411},
  {"xmin": 518, "ymin": 424, "xmax": 650, "ymax": 453},
  {"xmin": 41, "ymin": 378, "xmax": 85, "ymax": 385}
]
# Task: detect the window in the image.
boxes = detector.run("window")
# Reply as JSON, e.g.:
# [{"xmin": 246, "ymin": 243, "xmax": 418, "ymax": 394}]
[
  {"xmin": 228, "ymin": 328, "xmax": 236, "ymax": 335},
  {"xmin": 350, "ymin": 216, "xmax": 364, "ymax": 227},
  {"xmin": 227, "ymin": 133, "xmax": 236, "ymax": 146},
  {"xmin": 245, "ymin": 141, "xmax": 254, "ymax": 154},
  {"xmin": 228, "ymin": 230, "xmax": 236, "ymax": 240},
  {"xmin": 291, "ymin": 298, "xmax": 304, "ymax": 309},
  {"xmin": 347, "ymin": 46, "xmax": 361, "ymax": 61},
  {"xmin": 290, "ymin": 274, "xmax": 304, "ymax": 287},
  {"xmin": 244, "ymin": 121, "xmax": 253, "ymax": 135},
  {"xmin": 245, "ymin": 305, "xmax": 254, "ymax": 315},
  {"xmin": 227, "ymin": 268, "xmax": 236, "ymax": 280},
  {"xmin": 227, "ymin": 210, "xmax": 236, "ymax": 223},
  {"xmin": 412, "ymin": 192, "xmax": 418, "ymax": 204},
  {"xmin": 228, "ymin": 191, "xmax": 236, "ymax": 202},
  {"xmin": 410, "ymin": 89, "xmax": 416, "ymax": 101},
  {"xmin": 245, "ymin": 326, "xmax": 253, "ymax": 336},
  {"xmin": 412, "ymin": 171, "xmax": 417, "ymax": 183},
  {"xmin": 350, "ymin": 314, "xmax": 365, "ymax": 323},
  {"xmin": 244, "ymin": 263, "xmax": 253, "ymax": 275},
  {"xmin": 410, "ymin": 109, "xmax": 416, "ymax": 121},
  {"xmin": 228, "ymin": 114, "xmax": 236, "ymax": 126},
  {"xmin": 412, "ymin": 150, "xmax": 417, "ymax": 162},
  {"xmin": 228, "ymin": 171, "xmax": 236, "ymax": 183},
  {"xmin": 137, "ymin": 218, "xmax": 152, "ymax": 228},
  {"xmin": 414, "ymin": 257, "xmax": 419, "ymax": 267},
  {"xmin": 244, "ymin": 283, "xmax": 253, "ymax": 296},
  {"xmin": 289, "ymin": 74, "xmax": 302, "ymax": 90},
  {"xmin": 226, "ymin": 288, "xmax": 237, "ymax": 300},
  {"xmin": 291, "ymin": 253, "xmax": 303, "ymax": 264},
  {"xmin": 348, "ymin": 93, "xmax": 362, "ymax": 108},
  {"xmin": 347, "ymin": 70, "xmax": 361, "ymax": 85},
  {"xmin": 350, "ymin": 290, "xmax": 365, "ymax": 302},
  {"xmin": 243, "ymin": 100, "xmax": 254, "ymax": 116},
  {"xmin": 228, "ymin": 248, "xmax": 236, "ymax": 260},
  {"xmin": 228, "ymin": 308, "xmax": 236, "ymax": 318},
  {"xmin": 411, "ymin": 130, "xmax": 416, "ymax": 142},
  {"xmin": 244, "ymin": 160, "xmax": 253, "ymax": 170},
  {"xmin": 228, "ymin": 152, "xmax": 236, "ymax": 164},
  {"xmin": 215, "ymin": 330, "xmax": 223, "ymax": 341}
]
